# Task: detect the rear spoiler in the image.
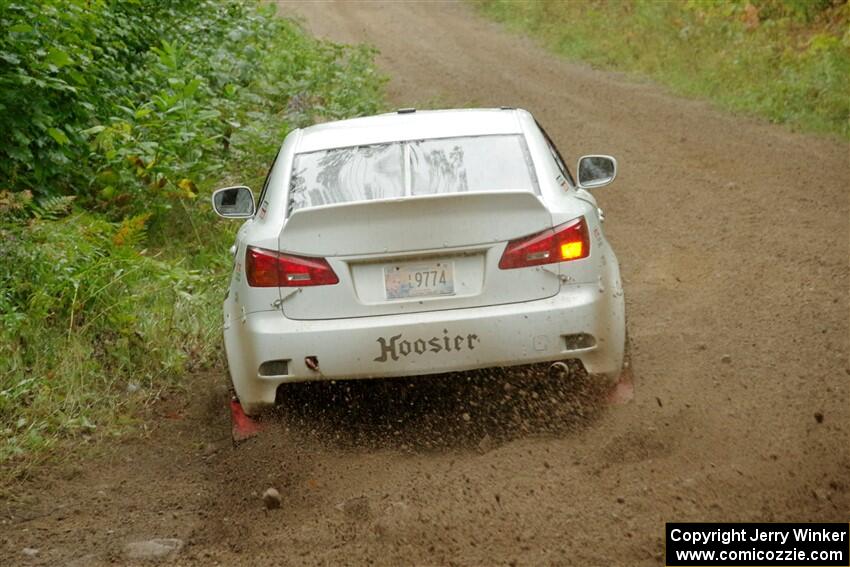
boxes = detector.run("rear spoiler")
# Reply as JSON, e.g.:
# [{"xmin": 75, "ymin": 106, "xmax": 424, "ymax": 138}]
[{"xmin": 279, "ymin": 191, "xmax": 552, "ymax": 257}]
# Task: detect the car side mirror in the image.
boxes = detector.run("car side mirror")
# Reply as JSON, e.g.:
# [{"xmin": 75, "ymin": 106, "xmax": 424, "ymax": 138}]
[
  {"xmin": 212, "ymin": 186, "xmax": 255, "ymax": 218},
  {"xmin": 576, "ymin": 155, "xmax": 617, "ymax": 189}
]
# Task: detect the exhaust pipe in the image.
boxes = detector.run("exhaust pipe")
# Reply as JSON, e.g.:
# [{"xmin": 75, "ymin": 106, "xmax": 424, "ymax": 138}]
[{"xmin": 549, "ymin": 361, "xmax": 570, "ymax": 378}]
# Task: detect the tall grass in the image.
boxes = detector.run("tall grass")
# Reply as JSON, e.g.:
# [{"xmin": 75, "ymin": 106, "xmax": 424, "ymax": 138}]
[{"xmin": 477, "ymin": 0, "xmax": 850, "ymax": 139}]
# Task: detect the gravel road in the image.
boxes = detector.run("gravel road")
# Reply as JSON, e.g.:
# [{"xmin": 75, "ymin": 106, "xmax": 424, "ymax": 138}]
[{"xmin": 2, "ymin": 2, "xmax": 847, "ymax": 565}]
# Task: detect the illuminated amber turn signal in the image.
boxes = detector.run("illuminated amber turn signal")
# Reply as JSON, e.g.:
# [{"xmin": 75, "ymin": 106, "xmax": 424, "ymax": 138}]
[
  {"xmin": 560, "ymin": 241, "xmax": 584, "ymax": 260},
  {"xmin": 499, "ymin": 217, "xmax": 590, "ymax": 269}
]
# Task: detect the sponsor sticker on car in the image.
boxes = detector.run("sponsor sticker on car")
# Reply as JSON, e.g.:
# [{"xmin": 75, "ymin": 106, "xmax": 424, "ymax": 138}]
[{"xmin": 374, "ymin": 330, "xmax": 480, "ymax": 362}]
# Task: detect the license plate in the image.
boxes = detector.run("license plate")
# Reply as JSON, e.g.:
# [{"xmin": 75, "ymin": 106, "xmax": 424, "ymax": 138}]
[{"xmin": 384, "ymin": 261, "xmax": 455, "ymax": 300}]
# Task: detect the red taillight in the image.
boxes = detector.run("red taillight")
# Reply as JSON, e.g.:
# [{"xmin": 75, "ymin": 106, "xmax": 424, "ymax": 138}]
[
  {"xmin": 245, "ymin": 246, "xmax": 339, "ymax": 287},
  {"xmin": 498, "ymin": 217, "xmax": 590, "ymax": 270}
]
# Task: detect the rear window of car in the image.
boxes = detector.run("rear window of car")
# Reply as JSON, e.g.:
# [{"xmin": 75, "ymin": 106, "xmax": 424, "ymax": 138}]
[{"xmin": 287, "ymin": 134, "xmax": 539, "ymax": 215}]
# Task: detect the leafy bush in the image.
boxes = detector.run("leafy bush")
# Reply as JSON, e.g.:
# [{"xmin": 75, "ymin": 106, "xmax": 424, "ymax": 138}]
[
  {"xmin": 0, "ymin": 1, "xmax": 384, "ymax": 469},
  {"xmin": 477, "ymin": 0, "xmax": 850, "ymax": 138},
  {"xmin": 0, "ymin": 0, "xmax": 383, "ymax": 215}
]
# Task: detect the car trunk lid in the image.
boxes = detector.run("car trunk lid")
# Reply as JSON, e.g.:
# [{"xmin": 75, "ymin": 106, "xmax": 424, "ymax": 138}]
[{"xmin": 278, "ymin": 191, "xmax": 559, "ymax": 320}]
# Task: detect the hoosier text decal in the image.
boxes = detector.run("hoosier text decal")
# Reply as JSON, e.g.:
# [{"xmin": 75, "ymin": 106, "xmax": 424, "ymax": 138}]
[{"xmin": 374, "ymin": 329, "xmax": 480, "ymax": 362}]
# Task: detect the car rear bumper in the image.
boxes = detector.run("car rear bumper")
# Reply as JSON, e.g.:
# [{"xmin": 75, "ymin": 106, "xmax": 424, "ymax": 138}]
[{"xmin": 223, "ymin": 282, "xmax": 624, "ymax": 412}]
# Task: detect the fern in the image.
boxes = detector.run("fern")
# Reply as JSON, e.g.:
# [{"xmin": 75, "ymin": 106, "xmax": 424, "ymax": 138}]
[
  {"xmin": 112, "ymin": 213, "xmax": 151, "ymax": 247},
  {"xmin": 0, "ymin": 191, "xmax": 75, "ymax": 222},
  {"xmin": 30, "ymin": 195, "xmax": 76, "ymax": 220}
]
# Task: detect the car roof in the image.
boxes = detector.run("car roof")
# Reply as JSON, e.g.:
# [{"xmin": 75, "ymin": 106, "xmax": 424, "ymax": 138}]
[{"xmin": 295, "ymin": 108, "xmax": 526, "ymax": 153}]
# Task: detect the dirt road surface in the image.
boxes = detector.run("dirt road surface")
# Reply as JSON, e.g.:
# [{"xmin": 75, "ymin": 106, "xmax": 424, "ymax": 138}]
[{"xmin": 2, "ymin": 2, "xmax": 848, "ymax": 565}]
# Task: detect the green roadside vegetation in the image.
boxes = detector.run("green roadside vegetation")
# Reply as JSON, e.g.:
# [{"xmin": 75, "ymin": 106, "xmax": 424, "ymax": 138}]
[
  {"xmin": 0, "ymin": 0, "xmax": 384, "ymax": 474},
  {"xmin": 476, "ymin": 0, "xmax": 850, "ymax": 139}
]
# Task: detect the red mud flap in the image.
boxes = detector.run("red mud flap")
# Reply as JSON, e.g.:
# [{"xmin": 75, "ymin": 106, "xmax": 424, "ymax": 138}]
[
  {"xmin": 606, "ymin": 361, "xmax": 635, "ymax": 405},
  {"xmin": 230, "ymin": 398, "xmax": 262, "ymax": 443}
]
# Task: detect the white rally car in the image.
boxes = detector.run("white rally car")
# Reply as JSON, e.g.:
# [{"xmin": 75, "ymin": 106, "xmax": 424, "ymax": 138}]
[{"xmin": 213, "ymin": 108, "xmax": 625, "ymax": 415}]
